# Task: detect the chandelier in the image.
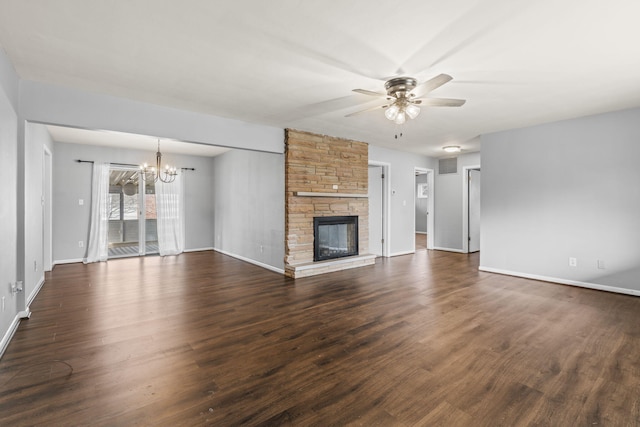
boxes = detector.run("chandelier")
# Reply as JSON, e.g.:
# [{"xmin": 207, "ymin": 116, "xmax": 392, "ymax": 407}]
[{"xmin": 140, "ymin": 140, "xmax": 177, "ymax": 183}]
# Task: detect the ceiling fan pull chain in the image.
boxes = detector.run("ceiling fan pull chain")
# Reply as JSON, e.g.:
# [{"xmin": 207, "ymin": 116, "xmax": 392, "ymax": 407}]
[{"xmin": 394, "ymin": 124, "xmax": 404, "ymax": 140}]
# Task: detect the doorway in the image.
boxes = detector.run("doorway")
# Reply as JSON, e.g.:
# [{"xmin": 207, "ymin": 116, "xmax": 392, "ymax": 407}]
[
  {"xmin": 368, "ymin": 164, "xmax": 384, "ymax": 256},
  {"xmin": 414, "ymin": 168, "xmax": 434, "ymax": 251},
  {"xmin": 108, "ymin": 167, "xmax": 158, "ymax": 258},
  {"xmin": 43, "ymin": 146, "xmax": 52, "ymax": 271},
  {"xmin": 464, "ymin": 167, "xmax": 481, "ymax": 253},
  {"xmin": 368, "ymin": 161, "xmax": 390, "ymax": 257}
]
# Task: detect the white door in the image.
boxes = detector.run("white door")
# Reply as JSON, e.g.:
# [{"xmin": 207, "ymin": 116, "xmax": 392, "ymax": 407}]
[
  {"xmin": 368, "ymin": 165, "xmax": 383, "ymax": 256},
  {"xmin": 468, "ymin": 169, "xmax": 481, "ymax": 252}
]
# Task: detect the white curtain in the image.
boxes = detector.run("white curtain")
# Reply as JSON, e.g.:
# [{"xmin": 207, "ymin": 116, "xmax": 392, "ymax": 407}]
[
  {"xmin": 156, "ymin": 172, "xmax": 185, "ymax": 256},
  {"xmin": 84, "ymin": 162, "xmax": 110, "ymax": 263}
]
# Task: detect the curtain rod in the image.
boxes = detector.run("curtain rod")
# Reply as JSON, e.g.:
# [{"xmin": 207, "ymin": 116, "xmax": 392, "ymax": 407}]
[{"xmin": 75, "ymin": 159, "xmax": 195, "ymax": 171}]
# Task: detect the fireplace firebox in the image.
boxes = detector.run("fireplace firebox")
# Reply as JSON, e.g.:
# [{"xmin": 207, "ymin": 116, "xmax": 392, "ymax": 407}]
[{"xmin": 313, "ymin": 216, "xmax": 359, "ymax": 262}]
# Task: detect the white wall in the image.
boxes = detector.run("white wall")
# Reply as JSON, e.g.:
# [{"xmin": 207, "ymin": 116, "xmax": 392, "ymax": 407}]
[
  {"xmin": 23, "ymin": 123, "xmax": 54, "ymax": 305},
  {"xmin": 434, "ymin": 152, "xmax": 480, "ymax": 251},
  {"xmin": 0, "ymin": 47, "xmax": 19, "ymax": 355},
  {"xmin": 53, "ymin": 141, "xmax": 215, "ymax": 262},
  {"xmin": 480, "ymin": 107, "xmax": 640, "ymax": 294},
  {"xmin": 19, "ymin": 80, "xmax": 285, "ymax": 154},
  {"xmin": 212, "ymin": 149, "xmax": 285, "ymax": 272},
  {"xmin": 369, "ymin": 145, "xmax": 435, "ymax": 256}
]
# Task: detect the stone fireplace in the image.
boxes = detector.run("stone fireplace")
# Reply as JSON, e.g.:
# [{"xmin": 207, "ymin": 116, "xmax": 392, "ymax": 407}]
[{"xmin": 284, "ymin": 129, "xmax": 375, "ymax": 278}]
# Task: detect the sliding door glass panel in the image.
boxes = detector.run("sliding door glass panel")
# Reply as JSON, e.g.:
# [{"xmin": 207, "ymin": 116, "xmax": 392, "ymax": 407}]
[
  {"xmin": 144, "ymin": 181, "xmax": 158, "ymax": 254},
  {"xmin": 108, "ymin": 168, "xmax": 140, "ymax": 258}
]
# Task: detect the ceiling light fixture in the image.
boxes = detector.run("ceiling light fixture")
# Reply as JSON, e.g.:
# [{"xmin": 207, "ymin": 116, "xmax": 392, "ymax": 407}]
[
  {"xmin": 383, "ymin": 78, "xmax": 421, "ymax": 125},
  {"xmin": 443, "ymin": 145, "xmax": 461, "ymax": 153},
  {"xmin": 140, "ymin": 139, "xmax": 177, "ymax": 183}
]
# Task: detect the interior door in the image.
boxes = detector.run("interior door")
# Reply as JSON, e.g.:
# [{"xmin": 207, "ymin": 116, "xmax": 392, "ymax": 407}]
[
  {"xmin": 468, "ymin": 168, "xmax": 481, "ymax": 252},
  {"xmin": 368, "ymin": 165, "xmax": 383, "ymax": 256}
]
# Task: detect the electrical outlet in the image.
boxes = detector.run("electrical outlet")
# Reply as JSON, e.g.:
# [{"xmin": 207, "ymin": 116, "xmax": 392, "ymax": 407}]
[
  {"xmin": 78, "ymin": 241, "xmax": 84, "ymax": 248},
  {"xmin": 332, "ymin": 184, "xmax": 338, "ymax": 190},
  {"xmin": 1, "ymin": 296, "xmax": 5, "ymax": 312},
  {"xmin": 34, "ymin": 260, "xmax": 37, "ymax": 271},
  {"xmin": 597, "ymin": 259, "xmax": 605, "ymax": 269},
  {"xmin": 569, "ymin": 257, "xmax": 577, "ymax": 267},
  {"xmin": 78, "ymin": 199, "xmax": 84, "ymax": 206},
  {"xmin": 260, "ymin": 245, "xmax": 264, "ymax": 253}
]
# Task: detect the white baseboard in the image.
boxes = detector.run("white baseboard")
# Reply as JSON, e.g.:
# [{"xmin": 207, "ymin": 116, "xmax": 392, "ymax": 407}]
[
  {"xmin": 184, "ymin": 247, "xmax": 214, "ymax": 253},
  {"xmin": 26, "ymin": 276, "xmax": 45, "ymax": 307},
  {"xmin": 0, "ymin": 313, "xmax": 22, "ymax": 360},
  {"xmin": 479, "ymin": 266, "xmax": 640, "ymax": 297},
  {"xmin": 53, "ymin": 258, "xmax": 83, "ymax": 266},
  {"xmin": 213, "ymin": 248, "xmax": 285, "ymax": 275},
  {"xmin": 390, "ymin": 250, "xmax": 415, "ymax": 257},
  {"xmin": 433, "ymin": 247, "xmax": 466, "ymax": 253}
]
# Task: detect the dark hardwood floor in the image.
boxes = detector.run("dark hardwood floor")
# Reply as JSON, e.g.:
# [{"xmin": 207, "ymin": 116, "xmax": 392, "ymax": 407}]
[{"xmin": 1, "ymin": 250, "xmax": 639, "ymax": 426}]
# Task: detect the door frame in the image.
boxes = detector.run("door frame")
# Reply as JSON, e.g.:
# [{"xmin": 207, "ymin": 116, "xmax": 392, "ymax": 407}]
[
  {"xmin": 368, "ymin": 160, "xmax": 390, "ymax": 257},
  {"xmin": 462, "ymin": 165, "xmax": 481, "ymax": 253},
  {"xmin": 43, "ymin": 145, "xmax": 53, "ymax": 271},
  {"xmin": 414, "ymin": 167, "xmax": 435, "ymax": 250}
]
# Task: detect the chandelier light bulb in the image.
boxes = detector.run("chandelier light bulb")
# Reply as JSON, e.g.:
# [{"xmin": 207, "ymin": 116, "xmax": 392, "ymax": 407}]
[{"xmin": 394, "ymin": 111, "xmax": 406, "ymax": 125}]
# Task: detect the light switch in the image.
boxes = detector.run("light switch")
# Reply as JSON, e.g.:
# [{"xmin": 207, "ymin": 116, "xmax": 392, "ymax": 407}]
[{"xmin": 79, "ymin": 199, "xmax": 84, "ymax": 206}]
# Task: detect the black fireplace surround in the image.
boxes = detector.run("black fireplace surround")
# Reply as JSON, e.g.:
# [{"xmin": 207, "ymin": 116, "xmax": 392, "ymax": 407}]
[{"xmin": 313, "ymin": 216, "xmax": 359, "ymax": 262}]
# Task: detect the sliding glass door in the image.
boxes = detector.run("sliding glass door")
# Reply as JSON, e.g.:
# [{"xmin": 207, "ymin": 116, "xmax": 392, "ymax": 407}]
[
  {"xmin": 108, "ymin": 167, "xmax": 158, "ymax": 258},
  {"xmin": 143, "ymin": 180, "xmax": 159, "ymax": 255}
]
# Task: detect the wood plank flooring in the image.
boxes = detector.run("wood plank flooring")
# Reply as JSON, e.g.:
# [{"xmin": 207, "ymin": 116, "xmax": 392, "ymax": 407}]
[{"xmin": 1, "ymin": 250, "xmax": 639, "ymax": 426}]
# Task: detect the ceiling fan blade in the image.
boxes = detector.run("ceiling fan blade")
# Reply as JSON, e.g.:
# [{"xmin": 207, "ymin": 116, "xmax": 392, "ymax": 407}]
[
  {"xmin": 353, "ymin": 88, "xmax": 386, "ymax": 97},
  {"xmin": 345, "ymin": 104, "xmax": 387, "ymax": 117},
  {"xmin": 414, "ymin": 74, "xmax": 453, "ymax": 96},
  {"xmin": 416, "ymin": 97, "xmax": 466, "ymax": 107}
]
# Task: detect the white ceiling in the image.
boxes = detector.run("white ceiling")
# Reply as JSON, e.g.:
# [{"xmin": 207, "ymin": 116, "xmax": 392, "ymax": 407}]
[{"xmin": 2, "ymin": 0, "xmax": 640, "ymax": 157}]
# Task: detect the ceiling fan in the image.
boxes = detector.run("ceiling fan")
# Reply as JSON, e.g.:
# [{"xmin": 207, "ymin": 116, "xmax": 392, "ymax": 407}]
[{"xmin": 346, "ymin": 74, "xmax": 466, "ymax": 124}]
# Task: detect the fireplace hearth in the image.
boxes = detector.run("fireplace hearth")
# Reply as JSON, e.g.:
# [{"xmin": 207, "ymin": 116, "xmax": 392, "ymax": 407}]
[{"xmin": 314, "ymin": 216, "xmax": 359, "ymax": 262}]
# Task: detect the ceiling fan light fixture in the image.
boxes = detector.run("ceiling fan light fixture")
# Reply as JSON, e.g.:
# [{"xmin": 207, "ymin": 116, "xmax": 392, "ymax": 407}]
[
  {"xmin": 443, "ymin": 145, "xmax": 461, "ymax": 153},
  {"xmin": 385, "ymin": 104, "xmax": 400, "ymax": 120},
  {"xmin": 394, "ymin": 111, "xmax": 406, "ymax": 125},
  {"xmin": 405, "ymin": 103, "xmax": 421, "ymax": 119}
]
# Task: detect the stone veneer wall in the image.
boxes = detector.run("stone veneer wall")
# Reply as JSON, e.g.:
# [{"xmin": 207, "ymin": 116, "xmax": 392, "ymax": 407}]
[{"xmin": 285, "ymin": 129, "xmax": 372, "ymax": 278}]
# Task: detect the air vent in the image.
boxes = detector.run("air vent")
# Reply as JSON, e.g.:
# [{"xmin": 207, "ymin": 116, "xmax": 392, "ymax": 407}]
[{"xmin": 438, "ymin": 157, "xmax": 458, "ymax": 174}]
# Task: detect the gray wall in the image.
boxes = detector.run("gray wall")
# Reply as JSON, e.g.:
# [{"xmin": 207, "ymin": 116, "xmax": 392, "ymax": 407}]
[
  {"xmin": 434, "ymin": 152, "xmax": 480, "ymax": 251},
  {"xmin": 480, "ymin": 107, "xmax": 640, "ymax": 294},
  {"xmin": 369, "ymin": 145, "xmax": 435, "ymax": 255},
  {"xmin": 415, "ymin": 174, "xmax": 429, "ymax": 233},
  {"xmin": 23, "ymin": 123, "xmax": 54, "ymax": 304},
  {"xmin": 53, "ymin": 141, "xmax": 215, "ymax": 262},
  {"xmin": 212, "ymin": 149, "xmax": 285, "ymax": 271},
  {"xmin": 0, "ymin": 47, "xmax": 19, "ymax": 350}
]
